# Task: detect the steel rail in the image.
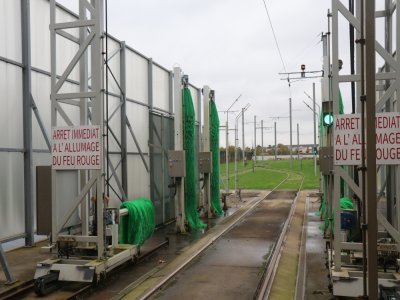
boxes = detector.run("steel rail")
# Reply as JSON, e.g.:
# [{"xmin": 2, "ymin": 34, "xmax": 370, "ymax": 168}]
[
  {"xmin": 133, "ymin": 174, "xmax": 291, "ymax": 300},
  {"xmin": 0, "ymin": 239, "xmax": 170, "ymax": 300},
  {"xmin": 255, "ymin": 173, "xmax": 305, "ymax": 300}
]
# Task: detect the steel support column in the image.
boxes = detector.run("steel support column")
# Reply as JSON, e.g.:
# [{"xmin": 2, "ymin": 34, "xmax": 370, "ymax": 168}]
[
  {"xmin": 79, "ymin": 0, "xmax": 89, "ymax": 236},
  {"xmin": 120, "ymin": 42, "xmax": 128, "ymax": 199},
  {"xmin": 0, "ymin": 243, "xmax": 15, "ymax": 284},
  {"xmin": 313, "ymin": 82, "xmax": 317, "ymax": 176},
  {"xmin": 274, "ymin": 121, "xmax": 277, "ymax": 160},
  {"xmin": 261, "ymin": 120, "xmax": 264, "ymax": 161},
  {"xmin": 254, "ymin": 115, "xmax": 256, "ymax": 166},
  {"xmin": 242, "ymin": 107, "xmax": 245, "ymax": 167},
  {"xmin": 21, "ymin": 0, "xmax": 34, "ymax": 247},
  {"xmin": 50, "ymin": 0, "xmax": 105, "ymax": 258},
  {"xmin": 202, "ymin": 86, "xmax": 211, "ymax": 216},
  {"xmin": 365, "ymin": 1, "xmax": 378, "ymax": 297},
  {"xmin": 173, "ymin": 67, "xmax": 186, "ymax": 233},
  {"xmin": 289, "ymin": 98, "xmax": 293, "ymax": 168}
]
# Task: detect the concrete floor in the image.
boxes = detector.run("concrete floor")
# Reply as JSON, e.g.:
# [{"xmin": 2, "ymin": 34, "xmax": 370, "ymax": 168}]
[
  {"xmin": 145, "ymin": 191, "xmax": 294, "ymax": 300},
  {"xmin": 0, "ymin": 190, "xmax": 333, "ymax": 299}
]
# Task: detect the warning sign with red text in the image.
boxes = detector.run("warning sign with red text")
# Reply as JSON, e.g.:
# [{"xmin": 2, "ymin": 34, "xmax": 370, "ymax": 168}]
[
  {"xmin": 52, "ymin": 126, "xmax": 101, "ymax": 170},
  {"xmin": 334, "ymin": 113, "xmax": 400, "ymax": 165}
]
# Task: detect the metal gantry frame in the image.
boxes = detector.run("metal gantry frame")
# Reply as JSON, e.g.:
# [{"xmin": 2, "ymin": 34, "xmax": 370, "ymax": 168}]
[
  {"xmin": 50, "ymin": 0, "xmax": 106, "ymax": 257},
  {"xmin": 329, "ymin": 0, "xmax": 400, "ymax": 297}
]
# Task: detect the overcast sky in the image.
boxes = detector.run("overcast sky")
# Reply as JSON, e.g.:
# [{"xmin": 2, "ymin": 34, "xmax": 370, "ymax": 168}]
[{"xmin": 60, "ymin": 0, "xmax": 332, "ymax": 147}]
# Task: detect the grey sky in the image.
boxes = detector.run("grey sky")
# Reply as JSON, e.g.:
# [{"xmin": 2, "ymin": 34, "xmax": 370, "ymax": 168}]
[{"xmin": 60, "ymin": 0, "xmax": 332, "ymax": 147}]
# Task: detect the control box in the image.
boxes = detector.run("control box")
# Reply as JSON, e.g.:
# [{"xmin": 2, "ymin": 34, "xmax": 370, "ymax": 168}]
[
  {"xmin": 198, "ymin": 152, "xmax": 212, "ymax": 173},
  {"xmin": 168, "ymin": 150, "xmax": 186, "ymax": 177},
  {"xmin": 320, "ymin": 146, "xmax": 333, "ymax": 175}
]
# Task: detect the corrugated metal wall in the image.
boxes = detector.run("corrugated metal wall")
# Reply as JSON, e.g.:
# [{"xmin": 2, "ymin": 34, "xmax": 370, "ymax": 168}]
[{"xmin": 0, "ymin": 0, "xmax": 203, "ymax": 241}]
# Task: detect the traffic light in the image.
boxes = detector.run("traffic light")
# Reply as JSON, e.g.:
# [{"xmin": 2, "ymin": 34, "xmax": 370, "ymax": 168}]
[
  {"xmin": 313, "ymin": 147, "xmax": 318, "ymax": 155},
  {"xmin": 322, "ymin": 101, "xmax": 334, "ymax": 127}
]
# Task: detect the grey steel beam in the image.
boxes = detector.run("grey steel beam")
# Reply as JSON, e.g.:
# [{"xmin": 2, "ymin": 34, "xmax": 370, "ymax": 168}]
[
  {"xmin": 0, "ymin": 243, "xmax": 16, "ymax": 284},
  {"xmin": 126, "ymin": 117, "xmax": 149, "ymax": 173},
  {"xmin": 0, "ymin": 148, "xmax": 24, "ymax": 153},
  {"xmin": 57, "ymin": 29, "xmax": 80, "ymax": 44},
  {"xmin": 120, "ymin": 41, "xmax": 127, "ymax": 200},
  {"xmin": 197, "ymin": 88, "xmax": 202, "ymax": 150},
  {"xmin": 107, "ymin": 158, "xmax": 127, "ymax": 201},
  {"xmin": 365, "ymin": 1, "xmax": 378, "ymax": 297},
  {"xmin": 148, "ymin": 58, "xmax": 153, "ymax": 109},
  {"xmin": 0, "ymin": 56, "xmax": 24, "ymax": 68},
  {"xmin": 31, "ymin": 95, "xmax": 51, "ymax": 151},
  {"xmin": 21, "ymin": 0, "xmax": 34, "ymax": 247},
  {"xmin": 55, "ymin": 31, "xmax": 95, "ymax": 93},
  {"xmin": 168, "ymin": 71, "xmax": 173, "ymax": 114},
  {"xmin": 79, "ymin": 0, "xmax": 89, "ymax": 238},
  {"xmin": 52, "ymin": 20, "xmax": 95, "ymax": 30}
]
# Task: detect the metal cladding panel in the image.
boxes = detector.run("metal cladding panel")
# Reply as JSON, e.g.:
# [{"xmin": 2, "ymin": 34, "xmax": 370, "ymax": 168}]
[
  {"xmin": 31, "ymin": 0, "xmax": 79, "ymax": 82},
  {"xmin": 0, "ymin": 152, "xmax": 24, "ymax": 240},
  {"xmin": 105, "ymin": 38, "xmax": 121, "ymax": 96},
  {"xmin": 127, "ymin": 155, "xmax": 150, "ymax": 199},
  {"xmin": 0, "ymin": 62, "xmax": 23, "ymax": 148},
  {"xmin": 0, "ymin": 0, "xmax": 22, "ymax": 63},
  {"xmin": 106, "ymin": 95, "xmax": 122, "ymax": 152},
  {"xmin": 153, "ymin": 65, "xmax": 170, "ymax": 112},
  {"xmin": 125, "ymin": 50, "xmax": 149, "ymax": 104},
  {"xmin": 188, "ymin": 85, "xmax": 200, "ymax": 122},
  {"xmin": 31, "ymin": 0, "xmax": 51, "ymax": 71},
  {"xmin": 126, "ymin": 102, "xmax": 149, "ymax": 153}
]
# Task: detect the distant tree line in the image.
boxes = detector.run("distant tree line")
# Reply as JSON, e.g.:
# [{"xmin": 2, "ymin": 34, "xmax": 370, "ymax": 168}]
[{"xmin": 219, "ymin": 144, "xmax": 310, "ymax": 164}]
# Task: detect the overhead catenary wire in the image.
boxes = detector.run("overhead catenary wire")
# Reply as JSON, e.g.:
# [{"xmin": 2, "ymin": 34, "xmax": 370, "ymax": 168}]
[{"xmin": 261, "ymin": 0, "xmax": 287, "ymax": 74}]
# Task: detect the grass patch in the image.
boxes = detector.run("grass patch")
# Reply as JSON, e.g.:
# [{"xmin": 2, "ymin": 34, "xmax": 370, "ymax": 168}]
[{"xmin": 219, "ymin": 159, "xmax": 319, "ymax": 190}]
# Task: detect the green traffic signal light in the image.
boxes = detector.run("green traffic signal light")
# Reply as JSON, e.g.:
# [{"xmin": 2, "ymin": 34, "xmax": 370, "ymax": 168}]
[{"xmin": 323, "ymin": 113, "xmax": 334, "ymax": 126}]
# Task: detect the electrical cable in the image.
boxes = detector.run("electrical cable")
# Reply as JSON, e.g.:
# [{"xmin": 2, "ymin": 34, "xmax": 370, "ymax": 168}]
[
  {"xmin": 282, "ymin": 32, "xmax": 323, "ymax": 73},
  {"xmin": 261, "ymin": 0, "xmax": 287, "ymax": 74}
]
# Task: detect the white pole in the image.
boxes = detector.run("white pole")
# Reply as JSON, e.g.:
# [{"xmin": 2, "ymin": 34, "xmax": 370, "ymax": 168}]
[
  {"xmin": 261, "ymin": 120, "xmax": 264, "ymax": 161},
  {"xmin": 274, "ymin": 121, "xmax": 277, "ymax": 160},
  {"xmin": 289, "ymin": 98, "xmax": 293, "ymax": 168},
  {"xmin": 313, "ymin": 82, "xmax": 317, "ymax": 176},
  {"xmin": 297, "ymin": 123, "xmax": 300, "ymax": 161},
  {"xmin": 225, "ymin": 117, "xmax": 229, "ymax": 193}
]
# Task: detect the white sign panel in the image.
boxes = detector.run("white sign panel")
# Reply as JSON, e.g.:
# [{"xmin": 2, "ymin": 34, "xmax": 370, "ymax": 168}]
[
  {"xmin": 334, "ymin": 113, "xmax": 400, "ymax": 165},
  {"xmin": 52, "ymin": 126, "xmax": 101, "ymax": 170}
]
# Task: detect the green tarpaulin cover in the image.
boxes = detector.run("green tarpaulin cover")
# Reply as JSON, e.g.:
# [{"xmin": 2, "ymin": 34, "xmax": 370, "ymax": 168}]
[
  {"xmin": 210, "ymin": 100, "xmax": 223, "ymax": 216},
  {"xmin": 183, "ymin": 87, "xmax": 207, "ymax": 229}
]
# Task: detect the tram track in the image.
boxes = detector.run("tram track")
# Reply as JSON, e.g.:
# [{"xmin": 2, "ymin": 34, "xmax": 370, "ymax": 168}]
[
  {"xmin": 0, "ymin": 239, "xmax": 170, "ymax": 300},
  {"xmin": 120, "ymin": 173, "xmax": 304, "ymax": 300},
  {"xmin": 1, "ymin": 169, "xmax": 304, "ymax": 300},
  {"xmin": 255, "ymin": 174, "xmax": 305, "ymax": 299}
]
